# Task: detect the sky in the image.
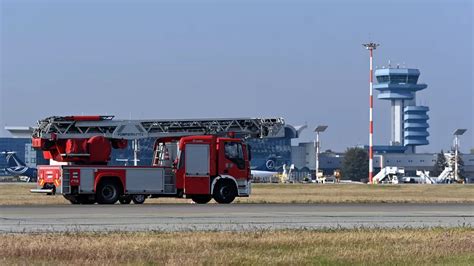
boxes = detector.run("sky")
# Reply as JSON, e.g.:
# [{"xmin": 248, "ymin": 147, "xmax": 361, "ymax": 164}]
[{"xmin": 1, "ymin": 0, "xmax": 473, "ymax": 153}]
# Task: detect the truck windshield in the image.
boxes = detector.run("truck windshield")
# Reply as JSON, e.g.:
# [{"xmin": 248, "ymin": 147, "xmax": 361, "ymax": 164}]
[
  {"xmin": 224, "ymin": 142, "xmax": 245, "ymax": 169},
  {"xmin": 224, "ymin": 142, "xmax": 243, "ymax": 160}
]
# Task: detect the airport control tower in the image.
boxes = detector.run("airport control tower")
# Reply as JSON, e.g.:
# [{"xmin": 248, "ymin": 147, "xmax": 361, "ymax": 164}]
[{"xmin": 374, "ymin": 67, "xmax": 429, "ymax": 153}]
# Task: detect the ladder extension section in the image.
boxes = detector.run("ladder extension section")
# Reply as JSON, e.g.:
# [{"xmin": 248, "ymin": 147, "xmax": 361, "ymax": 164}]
[{"xmin": 33, "ymin": 115, "xmax": 285, "ymax": 140}]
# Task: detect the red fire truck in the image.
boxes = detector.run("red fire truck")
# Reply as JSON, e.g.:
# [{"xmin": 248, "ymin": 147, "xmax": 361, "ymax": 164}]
[{"xmin": 30, "ymin": 116, "xmax": 284, "ymax": 204}]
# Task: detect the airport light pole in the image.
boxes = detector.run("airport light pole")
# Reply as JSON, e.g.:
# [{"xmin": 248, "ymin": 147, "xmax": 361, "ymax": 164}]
[
  {"xmin": 453, "ymin": 129, "xmax": 467, "ymax": 181},
  {"xmin": 314, "ymin": 125, "xmax": 328, "ymax": 181},
  {"xmin": 363, "ymin": 42, "xmax": 379, "ymax": 184}
]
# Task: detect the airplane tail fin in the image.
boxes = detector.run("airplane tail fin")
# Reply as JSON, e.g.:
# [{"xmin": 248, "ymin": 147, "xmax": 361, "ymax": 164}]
[{"xmin": 4, "ymin": 152, "xmax": 27, "ymax": 168}]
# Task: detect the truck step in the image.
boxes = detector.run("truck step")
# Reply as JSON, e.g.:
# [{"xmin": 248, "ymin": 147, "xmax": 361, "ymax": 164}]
[{"xmin": 30, "ymin": 188, "xmax": 55, "ymax": 194}]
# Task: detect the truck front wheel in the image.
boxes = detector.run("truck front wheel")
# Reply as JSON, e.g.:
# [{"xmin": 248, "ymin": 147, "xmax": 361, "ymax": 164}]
[
  {"xmin": 191, "ymin": 195, "xmax": 212, "ymax": 204},
  {"xmin": 213, "ymin": 180, "xmax": 237, "ymax": 204},
  {"xmin": 96, "ymin": 180, "xmax": 120, "ymax": 204}
]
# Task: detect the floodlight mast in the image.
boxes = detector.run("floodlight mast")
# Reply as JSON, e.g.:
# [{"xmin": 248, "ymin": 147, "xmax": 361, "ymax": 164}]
[
  {"xmin": 453, "ymin": 129, "xmax": 467, "ymax": 181},
  {"xmin": 314, "ymin": 125, "xmax": 328, "ymax": 181},
  {"xmin": 363, "ymin": 42, "xmax": 379, "ymax": 184}
]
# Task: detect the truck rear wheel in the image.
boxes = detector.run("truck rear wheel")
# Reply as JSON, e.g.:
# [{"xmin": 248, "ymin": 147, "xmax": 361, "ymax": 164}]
[
  {"xmin": 191, "ymin": 195, "xmax": 212, "ymax": 204},
  {"xmin": 96, "ymin": 180, "xmax": 120, "ymax": 204},
  {"xmin": 64, "ymin": 195, "xmax": 80, "ymax": 204},
  {"xmin": 213, "ymin": 180, "xmax": 237, "ymax": 204},
  {"xmin": 132, "ymin": 194, "xmax": 146, "ymax": 204}
]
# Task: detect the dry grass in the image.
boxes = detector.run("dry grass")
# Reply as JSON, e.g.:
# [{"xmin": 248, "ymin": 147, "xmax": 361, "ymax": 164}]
[
  {"xmin": 235, "ymin": 183, "xmax": 474, "ymax": 204},
  {"xmin": 1, "ymin": 228, "xmax": 473, "ymax": 265},
  {"xmin": 0, "ymin": 183, "xmax": 473, "ymax": 205},
  {"xmin": 0, "ymin": 183, "xmax": 68, "ymax": 205}
]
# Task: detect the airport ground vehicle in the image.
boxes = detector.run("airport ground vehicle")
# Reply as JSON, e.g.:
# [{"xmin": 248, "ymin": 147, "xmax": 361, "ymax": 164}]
[{"xmin": 30, "ymin": 116, "xmax": 284, "ymax": 204}]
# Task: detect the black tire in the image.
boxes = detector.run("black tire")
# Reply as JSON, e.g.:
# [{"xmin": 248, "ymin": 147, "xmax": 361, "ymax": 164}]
[
  {"xmin": 77, "ymin": 195, "xmax": 96, "ymax": 205},
  {"xmin": 70, "ymin": 199, "xmax": 80, "ymax": 204},
  {"xmin": 132, "ymin": 194, "xmax": 146, "ymax": 204},
  {"xmin": 191, "ymin": 195, "xmax": 212, "ymax": 204},
  {"xmin": 96, "ymin": 180, "xmax": 120, "ymax": 204},
  {"xmin": 119, "ymin": 196, "xmax": 132, "ymax": 204},
  {"xmin": 64, "ymin": 195, "xmax": 80, "ymax": 204},
  {"xmin": 45, "ymin": 184, "xmax": 56, "ymax": 196},
  {"xmin": 213, "ymin": 180, "xmax": 237, "ymax": 204},
  {"xmin": 63, "ymin": 194, "xmax": 94, "ymax": 204}
]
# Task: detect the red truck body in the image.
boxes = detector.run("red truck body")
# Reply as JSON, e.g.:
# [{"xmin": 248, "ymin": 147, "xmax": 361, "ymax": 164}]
[{"xmin": 34, "ymin": 135, "xmax": 252, "ymax": 204}]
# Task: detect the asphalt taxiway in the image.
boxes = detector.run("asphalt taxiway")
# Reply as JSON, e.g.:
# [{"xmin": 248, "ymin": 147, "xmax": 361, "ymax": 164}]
[{"xmin": 1, "ymin": 203, "xmax": 472, "ymax": 232}]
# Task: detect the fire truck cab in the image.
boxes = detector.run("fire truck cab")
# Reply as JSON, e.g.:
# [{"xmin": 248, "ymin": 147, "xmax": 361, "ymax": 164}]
[{"xmin": 174, "ymin": 135, "xmax": 251, "ymax": 204}]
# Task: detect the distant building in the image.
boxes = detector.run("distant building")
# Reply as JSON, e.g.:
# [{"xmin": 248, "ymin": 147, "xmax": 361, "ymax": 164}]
[
  {"xmin": 247, "ymin": 125, "xmax": 306, "ymax": 171},
  {"xmin": 0, "ymin": 138, "xmax": 49, "ymax": 174},
  {"xmin": 374, "ymin": 67, "xmax": 429, "ymax": 153},
  {"xmin": 290, "ymin": 143, "xmax": 474, "ymax": 179}
]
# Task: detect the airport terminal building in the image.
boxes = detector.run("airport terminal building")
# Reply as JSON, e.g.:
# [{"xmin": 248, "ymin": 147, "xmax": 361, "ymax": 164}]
[
  {"xmin": 0, "ymin": 128, "xmax": 48, "ymax": 175},
  {"xmin": 291, "ymin": 141, "xmax": 474, "ymax": 179}
]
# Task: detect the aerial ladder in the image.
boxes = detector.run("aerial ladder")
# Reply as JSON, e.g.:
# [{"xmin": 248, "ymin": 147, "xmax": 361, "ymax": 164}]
[
  {"xmin": 33, "ymin": 115, "xmax": 284, "ymax": 140},
  {"xmin": 32, "ymin": 115, "xmax": 284, "ymax": 164},
  {"xmin": 31, "ymin": 115, "xmax": 285, "ymax": 205}
]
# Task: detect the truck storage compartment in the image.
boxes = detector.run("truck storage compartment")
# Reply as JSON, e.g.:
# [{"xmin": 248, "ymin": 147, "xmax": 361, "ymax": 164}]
[{"xmin": 125, "ymin": 168, "xmax": 165, "ymax": 194}]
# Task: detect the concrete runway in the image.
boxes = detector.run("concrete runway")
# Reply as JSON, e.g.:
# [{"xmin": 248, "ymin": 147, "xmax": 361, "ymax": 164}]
[{"xmin": 1, "ymin": 204, "xmax": 473, "ymax": 232}]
